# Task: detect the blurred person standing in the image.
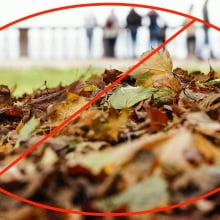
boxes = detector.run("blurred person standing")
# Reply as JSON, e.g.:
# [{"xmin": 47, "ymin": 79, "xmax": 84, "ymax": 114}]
[
  {"xmin": 201, "ymin": 0, "xmax": 215, "ymax": 59},
  {"xmin": 146, "ymin": 10, "xmax": 164, "ymax": 48},
  {"xmin": 185, "ymin": 5, "xmax": 197, "ymax": 58},
  {"xmin": 160, "ymin": 23, "xmax": 167, "ymax": 44},
  {"xmin": 103, "ymin": 10, "xmax": 120, "ymax": 57},
  {"xmin": 84, "ymin": 12, "xmax": 97, "ymax": 56},
  {"xmin": 126, "ymin": 8, "xmax": 142, "ymax": 58}
]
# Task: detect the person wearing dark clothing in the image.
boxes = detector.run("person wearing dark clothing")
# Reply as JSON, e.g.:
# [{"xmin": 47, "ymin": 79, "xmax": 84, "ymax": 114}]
[
  {"xmin": 103, "ymin": 10, "xmax": 120, "ymax": 57},
  {"xmin": 203, "ymin": 0, "xmax": 209, "ymax": 45},
  {"xmin": 126, "ymin": 8, "xmax": 142, "ymax": 57},
  {"xmin": 159, "ymin": 24, "xmax": 167, "ymax": 44},
  {"xmin": 184, "ymin": 5, "xmax": 197, "ymax": 57},
  {"xmin": 201, "ymin": 0, "xmax": 215, "ymax": 59},
  {"xmin": 147, "ymin": 10, "xmax": 164, "ymax": 48}
]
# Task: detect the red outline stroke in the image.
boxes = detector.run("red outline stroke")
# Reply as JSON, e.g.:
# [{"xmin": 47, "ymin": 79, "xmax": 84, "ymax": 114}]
[
  {"xmin": 0, "ymin": 2, "xmax": 219, "ymax": 217},
  {"xmin": 0, "ymin": 186, "xmax": 219, "ymax": 217},
  {"xmin": 0, "ymin": 3, "xmax": 219, "ymax": 31}
]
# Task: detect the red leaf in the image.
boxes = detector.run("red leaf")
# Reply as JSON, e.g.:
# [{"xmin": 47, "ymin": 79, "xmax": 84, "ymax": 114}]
[
  {"xmin": 146, "ymin": 106, "xmax": 168, "ymax": 132},
  {"xmin": 4, "ymin": 107, "xmax": 23, "ymax": 118}
]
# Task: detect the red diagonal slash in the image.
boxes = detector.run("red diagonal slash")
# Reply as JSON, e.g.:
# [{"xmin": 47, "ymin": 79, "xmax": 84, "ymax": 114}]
[{"xmin": 0, "ymin": 19, "xmax": 196, "ymax": 176}]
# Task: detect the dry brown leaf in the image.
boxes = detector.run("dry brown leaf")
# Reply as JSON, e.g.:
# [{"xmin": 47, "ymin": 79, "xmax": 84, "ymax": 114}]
[
  {"xmin": 67, "ymin": 132, "xmax": 170, "ymax": 175},
  {"xmin": 152, "ymin": 73, "xmax": 182, "ymax": 92},
  {"xmin": 138, "ymin": 49, "xmax": 173, "ymax": 75},
  {"xmin": 132, "ymin": 50, "xmax": 173, "ymax": 87},
  {"xmin": 198, "ymin": 93, "xmax": 220, "ymax": 111},
  {"xmin": 146, "ymin": 105, "xmax": 168, "ymax": 132},
  {"xmin": 154, "ymin": 129, "xmax": 195, "ymax": 174},
  {"xmin": 186, "ymin": 112, "xmax": 220, "ymax": 139},
  {"xmin": 1, "ymin": 49, "xmax": 220, "ymax": 217}
]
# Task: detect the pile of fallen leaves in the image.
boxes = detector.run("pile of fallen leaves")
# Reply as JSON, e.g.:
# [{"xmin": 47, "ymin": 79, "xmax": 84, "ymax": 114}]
[{"xmin": 0, "ymin": 50, "xmax": 220, "ymax": 220}]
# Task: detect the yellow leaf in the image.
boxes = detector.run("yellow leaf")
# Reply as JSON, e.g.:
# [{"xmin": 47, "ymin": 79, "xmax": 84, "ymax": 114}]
[
  {"xmin": 15, "ymin": 121, "xmax": 23, "ymax": 134},
  {"xmin": 86, "ymin": 109, "xmax": 129, "ymax": 142},
  {"xmin": 67, "ymin": 92, "xmax": 80, "ymax": 102},
  {"xmin": 83, "ymin": 85, "xmax": 97, "ymax": 92},
  {"xmin": 48, "ymin": 93, "xmax": 87, "ymax": 125},
  {"xmin": 104, "ymin": 164, "xmax": 119, "ymax": 175},
  {"xmin": 140, "ymin": 49, "xmax": 173, "ymax": 74},
  {"xmin": 0, "ymin": 145, "xmax": 12, "ymax": 152}
]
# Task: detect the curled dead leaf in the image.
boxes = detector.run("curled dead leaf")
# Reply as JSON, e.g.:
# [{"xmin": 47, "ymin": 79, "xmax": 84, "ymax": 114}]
[
  {"xmin": 198, "ymin": 93, "xmax": 220, "ymax": 111},
  {"xmin": 152, "ymin": 73, "xmax": 182, "ymax": 92},
  {"xmin": 132, "ymin": 50, "xmax": 173, "ymax": 87}
]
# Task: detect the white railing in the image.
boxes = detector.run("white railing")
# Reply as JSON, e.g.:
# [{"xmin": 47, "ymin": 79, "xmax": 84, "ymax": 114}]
[{"xmin": 0, "ymin": 26, "xmax": 219, "ymax": 60}]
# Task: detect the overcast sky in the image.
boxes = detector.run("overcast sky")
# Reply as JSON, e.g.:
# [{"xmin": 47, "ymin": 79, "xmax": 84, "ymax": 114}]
[{"xmin": 0, "ymin": 0, "xmax": 219, "ymax": 28}]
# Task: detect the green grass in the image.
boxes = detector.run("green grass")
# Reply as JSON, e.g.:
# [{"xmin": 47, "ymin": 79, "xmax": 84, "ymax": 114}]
[{"xmin": 0, "ymin": 67, "xmax": 104, "ymax": 97}]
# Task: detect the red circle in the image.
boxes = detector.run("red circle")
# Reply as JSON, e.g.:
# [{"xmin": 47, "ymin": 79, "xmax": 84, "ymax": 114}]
[
  {"xmin": 0, "ymin": 3, "xmax": 219, "ymax": 30},
  {"xmin": 0, "ymin": 2, "xmax": 219, "ymax": 217}
]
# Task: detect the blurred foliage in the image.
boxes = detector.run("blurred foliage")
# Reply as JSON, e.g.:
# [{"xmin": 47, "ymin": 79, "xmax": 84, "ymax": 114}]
[{"xmin": 0, "ymin": 65, "xmax": 219, "ymax": 97}]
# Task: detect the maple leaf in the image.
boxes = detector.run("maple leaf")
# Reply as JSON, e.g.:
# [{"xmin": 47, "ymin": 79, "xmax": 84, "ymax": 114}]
[{"xmin": 131, "ymin": 50, "xmax": 173, "ymax": 87}]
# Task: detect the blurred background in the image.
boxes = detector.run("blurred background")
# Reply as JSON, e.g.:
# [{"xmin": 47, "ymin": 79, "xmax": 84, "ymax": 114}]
[{"xmin": 0, "ymin": 0, "xmax": 219, "ymax": 96}]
